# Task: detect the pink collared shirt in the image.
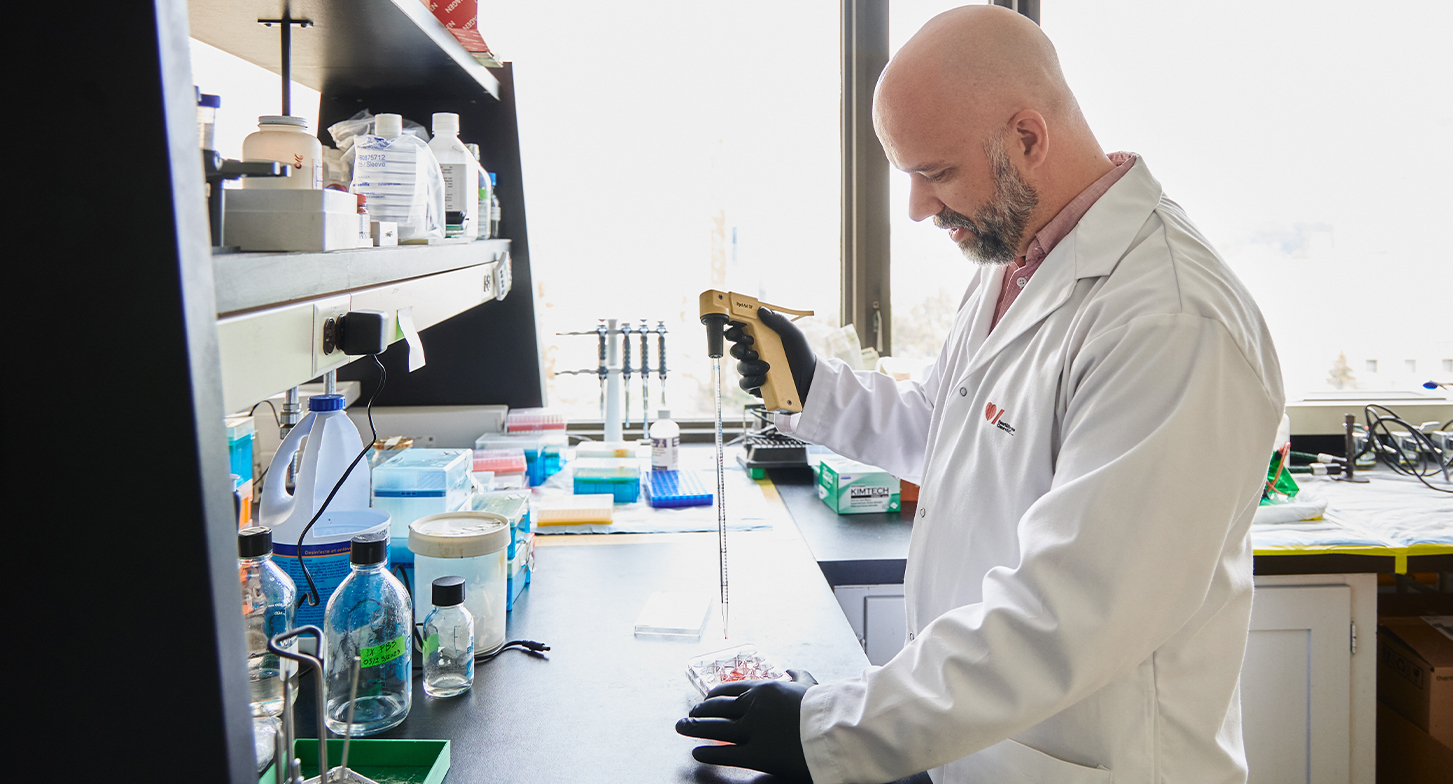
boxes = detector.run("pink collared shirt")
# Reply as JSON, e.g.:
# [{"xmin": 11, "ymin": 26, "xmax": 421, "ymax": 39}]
[{"xmin": 989, "ymin": 152, "xmax": 1138, "ymax": 331}]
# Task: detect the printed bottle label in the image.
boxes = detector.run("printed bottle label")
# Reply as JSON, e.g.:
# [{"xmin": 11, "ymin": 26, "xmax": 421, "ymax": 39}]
[{"xmin": 651, "ymin": 436, "xmax": 680, "ymax": 471}]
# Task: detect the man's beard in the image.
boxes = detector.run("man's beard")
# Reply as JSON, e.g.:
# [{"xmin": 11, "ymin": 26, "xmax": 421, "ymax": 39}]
[{"xmin": 932, "ymin": 135, "xmax": 1039, "ymax": 265}]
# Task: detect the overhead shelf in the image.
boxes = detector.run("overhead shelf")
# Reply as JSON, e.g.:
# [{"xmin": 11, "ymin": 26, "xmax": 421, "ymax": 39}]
[
  {"xmin": 215, "ymin": 239, "xmax": 510, "ymax": 315},
  {"xmin": 189, "ymin": 0, "xmax": 500, "ymax": 100}
]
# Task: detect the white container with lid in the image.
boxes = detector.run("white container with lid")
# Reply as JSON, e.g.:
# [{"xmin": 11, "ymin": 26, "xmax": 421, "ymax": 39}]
[
  {"xmin": 241, "ymin": 115, "xmax": 323, "ymax": 190},
  {"xmin": 408, "ymin": 511, "xmax": 510, "ymax": 653},
  {"xmin": 428, "ymin": 112, "xmax": 479, "ymax": 240}
]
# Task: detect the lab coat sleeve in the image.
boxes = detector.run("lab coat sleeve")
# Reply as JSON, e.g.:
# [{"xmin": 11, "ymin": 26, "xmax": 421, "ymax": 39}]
[
  {"xmin": 787, "ymin": 350, "xmax": 948, "ymax": 484},
  {"xmin": 799, "ymin": 313, "xmax": 1282, "ymax": 784}
]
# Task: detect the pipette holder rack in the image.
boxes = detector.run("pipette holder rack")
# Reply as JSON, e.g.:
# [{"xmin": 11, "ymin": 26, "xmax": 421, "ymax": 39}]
[{"xmin": 554, "ymin": 318, "xmax": 667, "ymax": 443}]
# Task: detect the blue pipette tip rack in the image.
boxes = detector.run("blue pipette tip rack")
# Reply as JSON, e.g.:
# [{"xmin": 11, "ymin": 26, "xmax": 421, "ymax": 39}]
[{"xmin": 644, "ymin": 470, "xmax": 714, "ymax": 508}]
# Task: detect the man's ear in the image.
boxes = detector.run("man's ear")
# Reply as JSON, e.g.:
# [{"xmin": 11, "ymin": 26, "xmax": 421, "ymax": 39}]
[{"xmin": 1010, "ymin": 109, "xmax": 1049, "ymax": 170}]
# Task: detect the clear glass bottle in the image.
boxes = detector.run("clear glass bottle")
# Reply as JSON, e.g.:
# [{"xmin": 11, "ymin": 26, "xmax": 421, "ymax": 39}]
[
  {"xmin": 423, "ymin": 576, "xmax": 474, "ymax": 697},
  {"xmin": 239, "ymin": 526, "xmax": 297, "ymax": 717},
  {"xmin": 323, "ymin": 532, "xmax": 412, "ymax": 736}
]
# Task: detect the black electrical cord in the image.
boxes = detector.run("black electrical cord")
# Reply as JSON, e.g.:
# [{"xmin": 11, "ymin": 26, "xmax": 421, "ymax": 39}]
[
  {"xmin": 1356, "ymin": 404, "xmax": 1452, "ymax": 493},
  {"xmin": 409, "ymin": 621, "xmax": 550, "ymax": 673},
  {"xmin": 297, "ymin": 355, "xmax": 387, "ymax": 608},
  {"xmin": 249, "ymin": 398, "xmax": 281, "ymax": 431}
]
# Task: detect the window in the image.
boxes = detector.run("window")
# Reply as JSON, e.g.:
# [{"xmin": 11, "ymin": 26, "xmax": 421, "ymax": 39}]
[
  {"xmin": 484, "ymin": 2, "xmax": 841, "ymax": 420},
  {"xmin": 887, "ymin": 2, "xmax": 981, "ymax": 369},
  {"xmin": 884, "ymin": 2, "xmax": 1453, "ymax": 396},
  {"xmin": 1043, "ymin": 0, "xmax": 1453, "ymax": 397}
]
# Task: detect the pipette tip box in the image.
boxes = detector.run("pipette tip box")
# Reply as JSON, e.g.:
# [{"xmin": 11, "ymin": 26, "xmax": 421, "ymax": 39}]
[
  {"xmin": 643, "ymin": 470, "xmax": 713, "ymax": 508},
  {"xmin": 505, "ymin": 407, "xmax": 567, "ymax": 433},
  {"xmin": 572, "ymin": 458, "xmax": 641, "ymax": 503},
  {"xmin": 535, "ymin": 494, "xmax": 614, "ymax": 525}
]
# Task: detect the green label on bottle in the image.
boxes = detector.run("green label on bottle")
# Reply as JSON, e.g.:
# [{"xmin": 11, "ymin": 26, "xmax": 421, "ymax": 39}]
[
  {"xmin": 423, "ymin": 633, "xmax": 440, "ymax": 656},
  {"xmin": 360, "ymin": 635, "xmax": 408, "ymax": 668}
]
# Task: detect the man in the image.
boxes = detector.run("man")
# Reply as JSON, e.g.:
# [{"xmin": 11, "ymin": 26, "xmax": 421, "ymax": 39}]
[{"xmin": 676, "ymin": 5, "xmax": 1284, "ymax": 784}]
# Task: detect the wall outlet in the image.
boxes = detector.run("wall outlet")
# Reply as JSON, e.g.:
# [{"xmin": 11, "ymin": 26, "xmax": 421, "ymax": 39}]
[
  {"xmin": 494, "ymin": 252, "xmax": 512, "ymax": 301},
  {"xmin": 312, "ymin": 295, "xmax": 352, "ymax": 376}
]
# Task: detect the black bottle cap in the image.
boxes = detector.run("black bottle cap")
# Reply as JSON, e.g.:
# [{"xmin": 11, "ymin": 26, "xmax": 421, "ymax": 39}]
[
  {"xmin": 350, "ymin": 531, "xmax": 390, "ymax": 565},
  {"xmin": 239, "ymin": 526, "xmax": 273, "ymax": 558},
  {"xmin": 432, "ymin": 576, "xmax": 466, "ymax": 607}
]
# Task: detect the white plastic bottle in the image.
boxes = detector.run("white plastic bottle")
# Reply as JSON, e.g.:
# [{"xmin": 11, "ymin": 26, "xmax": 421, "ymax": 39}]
[
  {"xmin": 242, "ymin": 116, "xmax": 323, "ymax": 190},
  {"xmin": 351, "ymin": 113, "xmax": 447, "ymax": 243},
  {"xmin": 258, "ymin": 393, "xmax": 382, "ymax": 626},
  {"xmin": 650, "ymin": 409, "xmax": 680, "ymax": 471},
  {"xmin": 428, "ymin": 113, "xmax": 478, "ymax": 240}
]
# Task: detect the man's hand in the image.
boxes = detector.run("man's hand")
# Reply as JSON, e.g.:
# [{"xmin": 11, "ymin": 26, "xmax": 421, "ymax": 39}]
[
  {"xmin": 727, "ymin": 308, "xmax": 817, "ymax": 406},
  {"xmin": 675, "ymin": 669, "xmax": 818, "ymax": 781}
]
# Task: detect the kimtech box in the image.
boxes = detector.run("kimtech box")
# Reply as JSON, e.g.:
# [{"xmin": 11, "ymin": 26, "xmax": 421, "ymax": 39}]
[
  {"xmin": 817, "ymin": 457, "xmax": 900, "ymax": 515},
  {"xmin": 1378, "ymin": 615, "xmax": 1453, "ymax": 747}
]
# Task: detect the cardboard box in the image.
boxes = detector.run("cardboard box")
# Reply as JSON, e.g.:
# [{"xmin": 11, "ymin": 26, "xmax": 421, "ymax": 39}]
[
  {"xmin": 817, "ymin": 457, "xmax": 900, "ymax": 515},
  {"xmin": 1378, "ymin": 615, "xmax": 1453, "ymax": 747},
  {"xmin": 1377, "ymin": 700, "xmax": 1453, "ymax": 784}
]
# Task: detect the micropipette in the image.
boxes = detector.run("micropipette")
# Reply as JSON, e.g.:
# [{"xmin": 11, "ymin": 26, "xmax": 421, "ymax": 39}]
[
  {"xmin": 622, "ymin": 322, "xmax": 634, "ymax": 429},
  {"xmin": 640, "ymin": 318, "xmax": 651, "ymax": 438},
  {"xmin": 656, "ymin": 321, "xmax": 669, "ymax": 406}
]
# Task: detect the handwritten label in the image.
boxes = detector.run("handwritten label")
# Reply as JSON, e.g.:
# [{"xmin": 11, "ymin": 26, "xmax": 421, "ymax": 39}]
[{"xmin": 359, "ymin": 635, "xmax": 407, "ymax": 669}]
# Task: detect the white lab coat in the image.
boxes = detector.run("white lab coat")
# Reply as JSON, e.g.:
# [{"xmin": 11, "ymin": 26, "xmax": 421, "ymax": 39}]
[{"xmin": 786, "ymin": 157, "xmax": 1284, "ymax": 784}]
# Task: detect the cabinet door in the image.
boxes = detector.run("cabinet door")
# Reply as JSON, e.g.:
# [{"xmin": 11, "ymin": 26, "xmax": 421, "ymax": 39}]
[
  {"xmin": 864, "ymin": 593, "xmax": 907, "ymax": 665},
  {"xmin": 1243, "ymin": 585, "xmax": 1352, "ymax": 784}
]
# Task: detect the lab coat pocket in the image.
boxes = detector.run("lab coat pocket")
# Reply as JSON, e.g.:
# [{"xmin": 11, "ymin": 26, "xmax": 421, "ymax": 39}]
[{"xmin": 959, "ymin": 738, "xmax": 1111, "ymax": 784}]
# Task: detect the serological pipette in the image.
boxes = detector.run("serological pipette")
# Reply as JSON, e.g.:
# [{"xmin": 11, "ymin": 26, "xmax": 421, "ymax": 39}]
[{"xmin": 700, "ymin": 309, "xmax": 731, "ymax": 638}]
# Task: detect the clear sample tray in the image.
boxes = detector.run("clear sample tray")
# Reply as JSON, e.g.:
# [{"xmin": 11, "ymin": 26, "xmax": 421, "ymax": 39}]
[{"xmin": 685, "ymin": 643, "xmax": 789, "ymax": 697}]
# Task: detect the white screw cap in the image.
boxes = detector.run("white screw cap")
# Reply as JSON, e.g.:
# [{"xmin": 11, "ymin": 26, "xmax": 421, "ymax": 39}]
[
  {"xmin": 432, "ymin": 112, "xmax": 460, "ymax": 135},
  {"xmin": 375, "ymin": 113, "xmax": 403, "ymax": 139}
]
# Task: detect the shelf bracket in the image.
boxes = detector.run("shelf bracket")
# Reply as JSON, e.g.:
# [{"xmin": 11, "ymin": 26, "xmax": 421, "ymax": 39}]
[{"xmin": 258, "ymin": 10, "xmax": 314, "ymax": 116}]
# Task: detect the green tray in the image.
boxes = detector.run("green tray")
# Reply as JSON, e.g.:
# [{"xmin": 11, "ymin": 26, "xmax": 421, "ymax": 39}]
[{"xmin": 260, "ymin": 738, "xmax": 450, "ymax": 784}]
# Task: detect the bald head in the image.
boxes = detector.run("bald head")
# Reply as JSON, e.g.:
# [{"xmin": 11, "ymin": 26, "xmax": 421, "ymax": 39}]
[
  {"xmin": 878, "ymin": 6, "xmax": 1078, "ymax": 143},
  {"xmin": 874, "ymin": 5, "xmax": 1113, "ymax": 261}
]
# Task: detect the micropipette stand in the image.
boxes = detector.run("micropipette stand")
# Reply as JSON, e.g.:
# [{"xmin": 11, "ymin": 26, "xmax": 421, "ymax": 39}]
[{"xmin": 605, "ymin": 319, "xmax": 624, "ymax": 442}]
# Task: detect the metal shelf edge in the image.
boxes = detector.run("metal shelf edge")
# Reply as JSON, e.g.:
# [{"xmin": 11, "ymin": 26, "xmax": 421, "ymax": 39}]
[{"xmin": 214, "ymin": 239, "xmax": 510, "ymax": 316}]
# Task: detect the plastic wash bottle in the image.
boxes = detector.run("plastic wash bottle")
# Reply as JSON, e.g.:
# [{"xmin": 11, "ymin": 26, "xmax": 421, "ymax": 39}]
[{"xmin": 428, "ymin": 112, "xmax": 478, "ymax": 240}]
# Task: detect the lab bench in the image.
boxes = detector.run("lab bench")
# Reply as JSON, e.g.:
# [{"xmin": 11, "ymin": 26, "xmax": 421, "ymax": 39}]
[
  {"xmin": 282, "ymin": 523, "xmax": 882, "ymax": 782},
  {"xmin": 770, "ymin": 465, "xmax": 1453, "ymax": 784}
]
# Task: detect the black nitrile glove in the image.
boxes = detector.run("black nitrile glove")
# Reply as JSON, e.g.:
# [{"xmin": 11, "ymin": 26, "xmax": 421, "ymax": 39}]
[
  {"xmin": 727, "ymin": 308, "xmax": 817, "ymax": 406},
  {"xmin": 676, "ymin": 669, "xmax": 818, "ymax": 781}
]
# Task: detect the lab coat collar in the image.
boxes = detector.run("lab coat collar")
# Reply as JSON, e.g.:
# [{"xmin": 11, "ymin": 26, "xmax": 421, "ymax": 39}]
[{"xmin": 956, "ymin": 156, "xmax": 1164, "ymax": 378}]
